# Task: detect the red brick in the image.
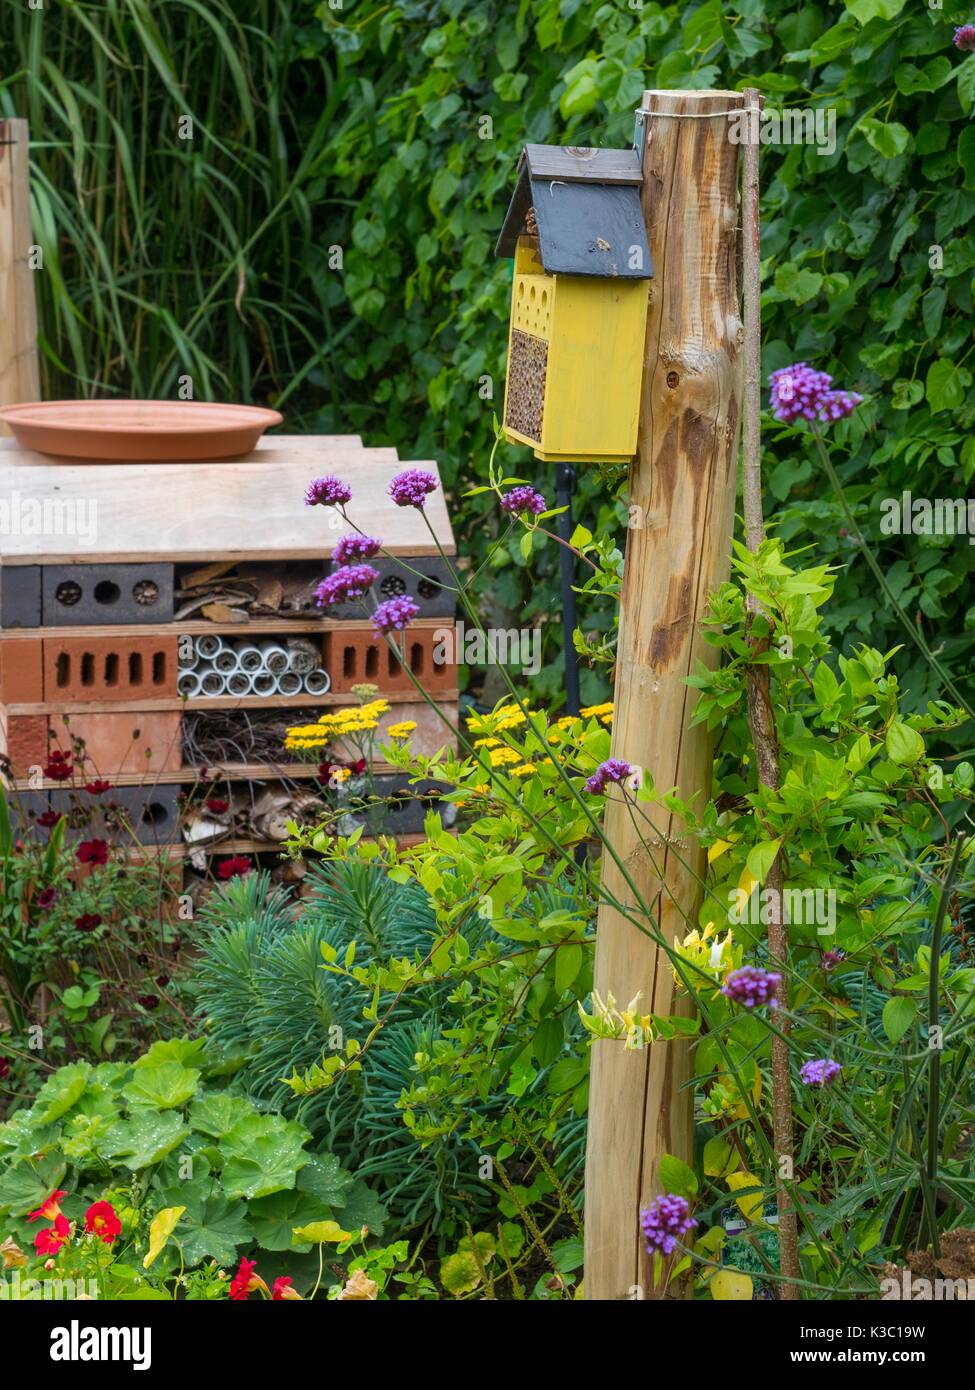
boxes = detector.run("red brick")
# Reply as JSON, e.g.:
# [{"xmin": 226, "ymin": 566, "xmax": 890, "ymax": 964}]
[
  {"xmin": 0, "ymin": 636, "xmax": 44, "ymax": 703},
  {"xmin": 0, "ymin": 712, "xmax": 50, "ymax": 776},
  {"xmin": 48, "ymin": 711, "xmax": 183, "ymax": 775},
  {"xmin": 43, "ymin": 635, "xmax": 178, "ymax": 703},
  {"xmin": 326, "ymin": 626, "xmax": 456, "ymax": 695}
]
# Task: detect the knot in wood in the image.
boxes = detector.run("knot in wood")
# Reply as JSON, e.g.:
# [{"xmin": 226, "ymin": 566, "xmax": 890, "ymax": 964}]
[{"xmin": 666, "ymin": 370, "xmax": 680, "ymax": 389}]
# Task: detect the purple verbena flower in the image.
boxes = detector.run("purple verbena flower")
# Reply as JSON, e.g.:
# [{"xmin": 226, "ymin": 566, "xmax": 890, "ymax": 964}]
[
  {"xmin": 722, "ymin": 965, "xmax": 782, "ymax": 1010},
  {"xmin": 500, "ymin": 486, "xmax": 547, "ymax": 517},
  {"xmin": 800, "ymin": 1058, "xmax": 842, "ymax": 1088},
  {"xmin": 373, "ymin": 596, "xmax": 419, "ymax": 635},
  {"xmin": 314, "ymin": 564, "xmax": 379, "ymax": 608},
  {"xmin": 955, "ymin": 24, "xmax": 975, "ymax": 50},
  {"xmin": 305, "ymin": 475, "xmax": 353, "ymax": 507},
  {"xmin": 769, "ymin": 363, "xmax": 834, "ymax": 423},
  {"xmin": 819, "ymin": 389, "xmax": 863, "ymax": 423},
  {"xmin": 388, "ymin": 468, "xmax": 438, "ymax": 509},
  {"xmin": 640, "ymin": 1194, "xmax": 697, "ymax": 1258},
  {"xmin": 585, "ymin": 758, "xmax": 632, "ymax": 794},
  {"xmin": 333, "ymin": 534, "xmax": 383, "ymax": 565}
]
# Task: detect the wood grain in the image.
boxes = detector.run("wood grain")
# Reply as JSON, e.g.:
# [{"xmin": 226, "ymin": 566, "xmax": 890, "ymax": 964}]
[
  {"xmin": 0, "ymin": 119, "xmax": 40, "ymax": 430},
  {"xmin": 0, "ymin": 441, "xmax": 456, "ymax": 560},
  {"xmin": 584, "ymin": 90, "xmax": 744, "ymax": 1300}
]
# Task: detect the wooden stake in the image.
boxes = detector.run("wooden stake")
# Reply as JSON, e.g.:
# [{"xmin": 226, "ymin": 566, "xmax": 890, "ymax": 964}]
[
  {"xmin": 0, "ymin": 118, "xmax": 40, "ymax": 431},
  {"xmin": 584, "ymin": 89, "xmax": 745, "ymax": 1301},
  {"xmin": 739, "ymin": 88, "xmax": 801, "ymax": 1299}
]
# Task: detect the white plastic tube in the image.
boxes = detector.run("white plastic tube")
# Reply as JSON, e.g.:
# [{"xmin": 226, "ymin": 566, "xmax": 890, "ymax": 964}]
[
  {"xmin": 177, "ymin": 670, "xmax": 202, "ymax": 698},
  {"xmin": 177, "ymin": 643, "xmax": 199, "ymax": 670},
  {"xmin": 250, "ymin": 671, "xmax": 276, "ymax": 696},
  {"xmin": 196, "ymin": 634, "xmax": 224, "ymax": 661},
  {"xmin": 276, "ymin": 671, "xmax": 303, "ymax": 695},
  {"xmin": 214, "ymin": 647, "xmax": 238, "ymax": 673},
  {"xmin": 237, "ymin": 645, "xmax": 264, "ymax": 672},
  {"xmin": 226, "ymin": 671, "xmax": 252, "ymax": 696},
  {"xmin": 303, "ymin": 668, "xmax": 332, "ymax": 696},
  {"xmin": 259, "ymin": 642, "xmax": 289, "ymax": 674},
  {"xmin": 200, "ymin": 670, "xmax": 228, "ymax": 696}
]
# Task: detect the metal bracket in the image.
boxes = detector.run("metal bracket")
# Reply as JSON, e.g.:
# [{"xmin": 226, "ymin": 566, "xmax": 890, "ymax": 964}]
[{"xmin": 632, "ymin": 107, "xmax": 647, "ymax": 155}]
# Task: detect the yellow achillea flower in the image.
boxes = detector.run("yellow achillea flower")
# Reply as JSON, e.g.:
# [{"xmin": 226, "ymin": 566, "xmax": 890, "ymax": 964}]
[
  {"xmin": 556, "ymin": 715, "xmax": 581, "ymax": 729},
  {"xmin": 489, "ymin": 747, "xmax": 521, "ymax": 767},
  {"xmin": 386, "ymin": 721, "xmax": 417, "ymax": 738},
  {"xmin": 580, "ymin": 701, "xmax": 613, "ymax": 718},
  {"xmin": 511, "ymin": 762, "xmax": 536, "ymax": 777},
  {"xmin": 331, "ymin": 767, "xmax": 352, "ymax": 784},
  {"xmin": 474, "ymin": 737, "xmax": 501, "ymax": 749}
]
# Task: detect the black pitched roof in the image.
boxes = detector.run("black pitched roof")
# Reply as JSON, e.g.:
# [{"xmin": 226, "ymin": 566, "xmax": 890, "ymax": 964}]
[{"xmin": 495, "ymin": 145, "xmax": 653, "ymax": 280}]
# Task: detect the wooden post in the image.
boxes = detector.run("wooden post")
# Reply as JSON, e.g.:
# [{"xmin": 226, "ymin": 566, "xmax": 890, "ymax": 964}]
[
  {"xmin": 0, "ymin": 118, "xmax": 40, "ymax": 430},
  {"xmin": 585, "ymin": 89, "xmax": 745, "ymax": 1300}
]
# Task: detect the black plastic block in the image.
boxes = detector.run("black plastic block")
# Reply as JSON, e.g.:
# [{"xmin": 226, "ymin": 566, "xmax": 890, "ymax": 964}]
[
  {"xmin": 327, "ymin": 555, "xmax": 455, "ymax": 619},
  {"xmin": 42, "ymin": 564, "xmax": 175, "ymax": 626},
  {"xmin": 50, "ymin": 782, "xmax": 181, "ymax": 845},
  {"xmin": 0, "ymin": 565, "xmax": 42, "ymax": 628}
]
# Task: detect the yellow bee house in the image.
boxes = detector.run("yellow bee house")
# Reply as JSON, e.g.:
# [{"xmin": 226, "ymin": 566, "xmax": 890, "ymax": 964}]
[{"xmin": 495, "ymin": 144, "xmax": 652, "ymax": 464}]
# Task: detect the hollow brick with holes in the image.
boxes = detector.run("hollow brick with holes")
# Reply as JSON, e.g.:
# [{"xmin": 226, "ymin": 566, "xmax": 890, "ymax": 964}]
[
  {"xmin": 326, "ymin": 555, "xmax": 455, "ymax": 620},
  {"xmin": 42, "ymin": 635, "xmax": 178, "ymax": 703},
  {"xmin": 0, "ymin": 636, "xmax": 44, "ymax": 702},
  {"xmin": 41, "ymin": 563, "xmax": 174, "ymax": 626},
  {"xmin": 324, "ymin": 625, "xmax": 456, "ymax": 695}
]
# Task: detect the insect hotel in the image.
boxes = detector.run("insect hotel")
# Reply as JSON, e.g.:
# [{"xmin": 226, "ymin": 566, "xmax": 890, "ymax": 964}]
[
  {"xmin": 495, "ymin": 144, "xmax": 653, "ymax": 463},
  {"xmin": 0, "ymin": 425, "xmax": 458, "ymax": 873}
]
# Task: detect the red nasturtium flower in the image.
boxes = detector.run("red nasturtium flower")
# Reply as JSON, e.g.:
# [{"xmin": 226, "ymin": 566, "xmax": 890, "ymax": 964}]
[
  {"xmin": 229, "ymin": 1256, "xmax": 269, "ymax": 1301},
  {"xmin": 218, "ymin": 855, "xmax": 252, "ymax": 881},
  {"xmin": 84, "ymin": 1200, "xmax": 122, "ymax": 1245},
  {"xmin": 27, "ymin": 1189, "xmax": 68, "ymax": 1224},
  {"xmin": 272, "ymin": 1276, "xmax": 300, "ymax": 1300},
  {"xmin": 34, "ymin": 1214, "xmax": 71, "ymax": 1257},
  {"xmin": 76, "ymin": 839, "xmax": 109, "ymax": 866}
]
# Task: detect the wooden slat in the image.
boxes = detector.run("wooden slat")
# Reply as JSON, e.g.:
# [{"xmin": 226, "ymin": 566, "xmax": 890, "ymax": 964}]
[
  {"xmin": 127, "ymin": 831, "xmax": 432, "ymax": 860},
  {"xmin": 0, "ymin": 446, "xmax": 456, "ymax": 562},
  {"xmin": 0, "ymin": 615, "xmax": 452, "ymax": 640},
  {"xmin": 6, "ymin": 688, "xmax": 456, "ymax": 715},
  {"xmin": 523, "ymin": 144, "xmax": 643, "ymax": 184},
  {"xmin": 0, "ymin": 119, "xmax": 40, "ymax": 430}
]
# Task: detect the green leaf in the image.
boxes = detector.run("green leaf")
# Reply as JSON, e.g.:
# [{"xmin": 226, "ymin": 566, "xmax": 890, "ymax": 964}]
[
  {"xmin": 926, "ymin": 359, "xmax": 972, "ymax": 414},
  {"xmin": 104, "ymin": 1112, "xmax": 189, "ymax": 1170},
  {"xmin": 159, "ymin": 1181, "xmax": 252, "ymax": 1267},
  {"xmin": 773, "ymin": 263, "xmax": 823, "ymax": 306},
  {"xmin": 844, "ymin": 0, "xmax": 906, "ymax": 22},
  {"xmin": 885, "ymin": 721, "xmax": 924, "ymax": 766},
  {"xmin": 296, "ymin": 1153, "xmax": 357, "ymax": 1209},
  {"xmin": 122, "ymin": 1063, "xmax": 200, "ymax": 1111},
  {"xmin": 134, "ymin": 1038, "xmax": 207, "ymax": 1071},
  {"xmin": 883, "ymin": 996, "xmax": 917, "ymax": 1045},
  {"xmin": 32, "ymin": 1063, "xmax": 91, "ymax": 1124},
  {"xmin": 532, "ymin": 1016, "xmax": 564, "ymax": 1067},
  {"xmin": 221, "ymin": 1115, "xmax": 310, "ymax": 1200},
  {"xmin": 659, "ymin": 1152, "xmax": 699, "ymax": 1198},
  {"xmin": 250, "ymin": 1189, "xmax": 334, "ymax": 1252},
  {"xmin": 0, "ymin": 1155, "xmax": 67, "ymax": 1216},
  {"xmin": 188, "ymin": 1092, "xmax": 256, "ymax": 1140},
  {"xmin": 554, "ymin": 942, "xmax": 583, "ymax": 994},
  {"xmin": 745, "ymin": 838, "xmax": 782, "ymax": 884},
  {"xmin": 860, "ymin": 118, "xmax": 911, "ymax": 160}
]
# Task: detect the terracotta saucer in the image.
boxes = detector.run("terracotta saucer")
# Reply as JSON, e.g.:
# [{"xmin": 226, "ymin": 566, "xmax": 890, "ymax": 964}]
[{"xmin": 0, "ymin": 400, "xmax": 284, "ymax": 461}]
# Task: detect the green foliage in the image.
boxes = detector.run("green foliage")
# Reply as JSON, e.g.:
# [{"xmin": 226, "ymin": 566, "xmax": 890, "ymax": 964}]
[{"xmin": 0, "ymin": 1039, "xmax": 385, "ymax": 1296}]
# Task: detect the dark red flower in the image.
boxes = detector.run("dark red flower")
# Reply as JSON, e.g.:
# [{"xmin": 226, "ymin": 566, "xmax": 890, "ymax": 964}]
[
  {"xmin": 75, "ymin": 913, "xmax": 103, "ymax": 933},
  {"xmin": 44, "ymin": 751, "xmax": 73, "ymax": 781},
  {"xmin": 0, "ymin": 1056, "xmax": 10, "ymax": 1080},
  {"xmin": 155, "ymin": 973, "xmax": 171, "ymax": 987},
  {"xmin": 136, "ymin": 993, "xmax": 160, "ymax": 1010},
  {"xmin": 37, "ymin": 811, "xmax": 64, "ymax": 829},
  {"xmin": 218, "ymin": 855, "xmax": 252, "ymax": 880},
  {"xmin": 85, "ymin": 780, "xmax": 112, "ymax": 795},
  {"xmin": 136, "ymin": 952, "xmax": 150, "ymax": 967},
  {"xmin": 206, "ymin": 798, "xmax": 229, "ymax": 814},
  {"xmin": 76, "ymin": 839, "xmax": 109, "ymax": 866},
  {"xmin": 36, "ymin": 887, "xmax": 57, "ymax": 910},
  {"xmin": 317, "ymin": 760, "xmax": 334, "ymax": 786},
  {"xmin": 84, "ymin": 1200, "xmax": 122, "ymax": 1245},
  {"xmin": 350, "ymin": 758, "xmax": 367, "ymax": 775}
]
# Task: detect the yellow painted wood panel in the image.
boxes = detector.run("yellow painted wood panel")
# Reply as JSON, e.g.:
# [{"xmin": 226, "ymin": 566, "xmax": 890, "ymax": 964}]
[{"xmin": 541, "ymin": 276, "xmax": 647, "ymax": 460}]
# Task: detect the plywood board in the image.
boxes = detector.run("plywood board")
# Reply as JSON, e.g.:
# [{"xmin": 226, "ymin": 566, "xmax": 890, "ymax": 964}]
[
  {"xmin": 0, "ymin": 119, "xmax": 41, "ymax": 429},
  {"xmin": 0, "ymin": 440, "xmax": 456, "ymax": 561}
]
